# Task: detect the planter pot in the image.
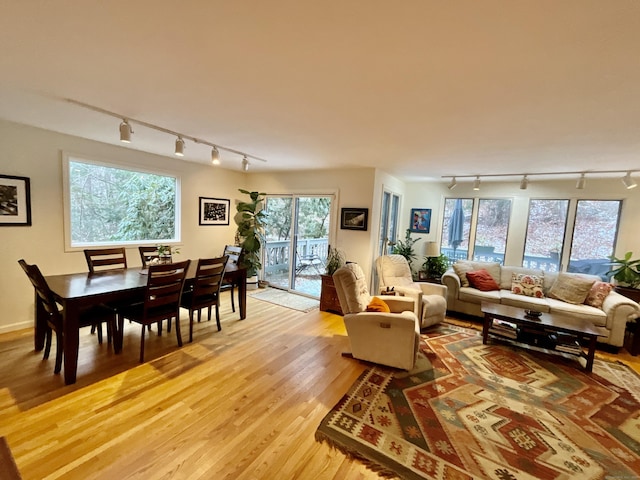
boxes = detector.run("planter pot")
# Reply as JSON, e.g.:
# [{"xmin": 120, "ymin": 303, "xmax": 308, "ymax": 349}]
[{"xmin": 247, "ymin": 275, "xmax": 259, "ymax": 290}]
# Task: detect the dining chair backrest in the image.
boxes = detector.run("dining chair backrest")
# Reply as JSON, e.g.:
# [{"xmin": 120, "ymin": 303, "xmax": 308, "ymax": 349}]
[
  {"xmin": 192, "ymin": 255, "xmax": 229, "ymax": 301},
  {"xmin": 142, "ymin": 260, "xmax": 191, "ymax": 322},
  {"xmin": 84, "ymin": 248, "xmax": 128, "ymax": 274},
  {"xmin": 223, "ymin": 245, "xmax": 242, "ymax": 266},
  {"xmin": 18, "ymin": 259, "xmax": 61, "ymax": 322},
  {"xmin": 138, "ymin": 246, "xmax": 160, "ymax": 267}
]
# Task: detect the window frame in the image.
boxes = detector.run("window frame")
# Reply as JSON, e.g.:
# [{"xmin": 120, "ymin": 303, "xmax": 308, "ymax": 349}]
[{"xmin": 62, "ymin": 152, "xmax": 182, "ymax": 251}]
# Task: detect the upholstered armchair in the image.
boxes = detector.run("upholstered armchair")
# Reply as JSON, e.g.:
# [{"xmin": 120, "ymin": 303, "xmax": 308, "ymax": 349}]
[
  {"xmin": 375, "ymin": 254, "xmax": 448, "ymax": 328},
  {"xmin": 332, "ymin": 263, "xmax": 420, "ymax": 370}
]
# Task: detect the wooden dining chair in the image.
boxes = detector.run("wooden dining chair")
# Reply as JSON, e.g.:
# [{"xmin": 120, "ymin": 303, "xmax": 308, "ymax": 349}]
[
  {"xmin": 115, "ymin": 260, "xmax": 191, "ymax": 363},
  {"xmin": 220, "ymin": 245, "xmax": 242, "ymax": 312},
  {"xmin": 83, "ymin": 247, "xmax": 128, "ymax": 274},
  {"xmin": 180, "ymin": 255, "xmax": 229, "ymax": 342},
  {"xmin": 138, "ymin": 246, "xmax": 160, "ymax": 267},
  {"xmin": 18, "ymin": 259, "xmax": 116, "ymax": 373}
]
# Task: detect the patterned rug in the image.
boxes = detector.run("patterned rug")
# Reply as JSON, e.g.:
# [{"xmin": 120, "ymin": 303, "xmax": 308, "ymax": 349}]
[
  {"xmin": 250, "ymin": 288, "xmax": 319, "ymax": 312},
  {"xmin": 316, "ymin": 326, "xmax": 640, "ymax": 479}
]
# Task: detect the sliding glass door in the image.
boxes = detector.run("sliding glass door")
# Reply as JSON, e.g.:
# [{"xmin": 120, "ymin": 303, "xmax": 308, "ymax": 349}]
[{"xmin": 263, "ymin": 194, "xmax": 333, "ymax": 297}]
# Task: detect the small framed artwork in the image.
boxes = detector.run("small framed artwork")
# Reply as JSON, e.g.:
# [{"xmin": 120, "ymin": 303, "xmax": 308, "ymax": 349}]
[
  {"xmin": 340, "ymin": 207, "xmax": 368, "ymax": 231},
  {"xmin": 0, "ymin": 174, "xmax": 31, "ymax": 226},
  {"xmin": 199, "ymin": 197, "xmax": 230, "ymax": 226},
  {"xmin": 410, "ymin": 208, "xmax": 431, "ymax": 233}
]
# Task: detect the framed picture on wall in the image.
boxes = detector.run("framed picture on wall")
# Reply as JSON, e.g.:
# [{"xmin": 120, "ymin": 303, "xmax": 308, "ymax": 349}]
[
  {"xmin": 340, "ymin": 207, "xmax": 368, "ymax": 231},
  {"xmin": 409, "ymin": 208, "xmax": 431, "ymax": 233},
  {"xmin": 199, "ymin": 197, "xmax": 230, "ymax": 225},
  {"xmin": 0, "ymin": 174, "xmax": 31, "ymax": 226}
]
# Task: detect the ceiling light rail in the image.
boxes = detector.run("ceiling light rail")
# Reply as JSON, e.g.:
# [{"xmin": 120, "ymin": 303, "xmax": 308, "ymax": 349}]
[
  {"xmin": 65, "ymin": 98, "xmax": 268, "ymax": 167},
  {"xmin": 442, "ymin": 170, "xmax": 639, "ymax": 190}
]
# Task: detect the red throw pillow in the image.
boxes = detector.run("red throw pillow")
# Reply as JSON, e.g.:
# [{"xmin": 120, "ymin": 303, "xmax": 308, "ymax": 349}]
[
  {"xmin": 366, "ymin": 297, "xmax": 391, "ymax": 313},
  {"xmin": 466, "ymin": 269, "xmax": 500, "ymax": 291}
]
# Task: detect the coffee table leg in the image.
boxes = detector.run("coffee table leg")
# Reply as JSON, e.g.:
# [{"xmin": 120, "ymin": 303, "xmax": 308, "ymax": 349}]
[
  {"xmin": 585, "ymin": 335, "xmax": 597, "ymax": 373},
  {"xmin": 482, "ymin": 314, "xmax": 491, "ymax": 344}
]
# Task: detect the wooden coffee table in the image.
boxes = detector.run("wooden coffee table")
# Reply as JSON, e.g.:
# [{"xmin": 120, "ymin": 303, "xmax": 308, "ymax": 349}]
[{"xmin": 481, "ymin": 302, "xmax": 607, "ymax": 372}]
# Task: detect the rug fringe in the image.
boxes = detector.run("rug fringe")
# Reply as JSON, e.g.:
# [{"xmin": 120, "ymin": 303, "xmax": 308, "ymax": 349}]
[{"xmin": 315, "ymin": 431, "xmax": 401, "ymax": 479}]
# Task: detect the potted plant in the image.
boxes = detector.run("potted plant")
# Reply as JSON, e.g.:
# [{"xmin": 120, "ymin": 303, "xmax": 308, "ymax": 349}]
[
  {"xmin": 157, "ymin": 245, "xmax": 180, "ymax": 264},
  {"xmin": 320, "ymin": 246, "xmax": 346, "ymax": 314},
  {"xmin": 607, "ymin": 251, "xmax": 640, "ymax": 302},
  {"xmin": 422, "ymin": 253, "xmax": 449, "ymax": 282},
  {"xmin": 392, "ymin": 229, "xmax": 418, "ymax": 274},
  {"xmin": 234, "ymin": 189, "xmax": 267, "ymax": 288}
]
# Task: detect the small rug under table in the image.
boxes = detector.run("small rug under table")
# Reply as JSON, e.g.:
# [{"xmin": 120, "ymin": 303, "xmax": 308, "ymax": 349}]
[{"xmin": 316, "ymin": 325, "xmax": 640, "ymax": 479}]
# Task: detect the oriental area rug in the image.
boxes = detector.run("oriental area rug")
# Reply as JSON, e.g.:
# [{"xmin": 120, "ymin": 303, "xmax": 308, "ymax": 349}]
[{"xmin": 316, "ymin": 326, "xmax": 640, "ymax": 479}]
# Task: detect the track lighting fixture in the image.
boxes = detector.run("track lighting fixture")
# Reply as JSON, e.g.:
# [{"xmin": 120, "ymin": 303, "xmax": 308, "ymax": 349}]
[
  {"xmin": 622, "ymin": 171, "xmax": 637, "ymax": 189},
  {"xmin": 473, "ymin": 176, "xmax": 480, "ymax": 191},
  {"xmin": 66, "ymin": 98, "xmax": 268, "ymax": 169},
  {"xmin": 242, "ymin": 156, "xmax": 250, "ymax": 172},
  {"xmin": 211, "ymin": 146, "xmax": 220, "ymax": 165},
  {"xmin": 174, "ymin": 137, "xmax": 185, "ymax": 157},
  {"xmin": 119, "ymin": 119, "xmax": 132, "ymax": 143},
  {"xmin": 576, "ymin": 173, "xmax": 586, "ymax": 190},
  {"xmin": 447, "ymin": 177, "xmax": 457, "ymax": 190},
  {"xmin": 519, "ymin": 175, "xmax": 529, "ymax": 190}
]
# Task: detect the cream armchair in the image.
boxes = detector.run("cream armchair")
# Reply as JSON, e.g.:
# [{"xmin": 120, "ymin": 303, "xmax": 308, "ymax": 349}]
[
  {"xmin": 376, "ymin": 254, "xmax": 448, "ymax": 328},
  {"xmin": 333, "ymin": 263, "xmax": 419, "ymax": 370}
]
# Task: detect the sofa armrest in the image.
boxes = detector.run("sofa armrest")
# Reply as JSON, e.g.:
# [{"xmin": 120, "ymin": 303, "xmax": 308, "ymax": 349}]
[
  {"xmin": 441, "ymin": 269, "xmax": 461, "ymax": 305},
  {"xmin": 601, "ymin": 291, "xmax": 640, "ymax": 346}
]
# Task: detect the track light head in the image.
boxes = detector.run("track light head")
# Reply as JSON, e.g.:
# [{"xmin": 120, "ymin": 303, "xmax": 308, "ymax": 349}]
[
  {"xmin": 175, "ymin": 137, "xmax": 185, "ymax": 156},
  {"xmin": 447, "ymin": 177, "xmax": 457, "ymax": 190},
  {"xmin": 211, "ymin": 146, "xmax": 220, "ymax": 165},
  {"xmin": 576, "ymin": 173, "xmax": 586, "ymax": 190},
  {"xmin": 119, "ymin": 119, "xmax": 132, "ymax": 143},
  {"xmin": 242, "ymin": 156, "xmax": 249, "ymax": 172},
  {"xmin": 622, "ymin": 171, "xmax": 637, "ymax": 189},
  {"xmin": 519, "ymin": 175, "xmax": 529, "ymax": 190},
  {"xmin": 473, "ymin": 176, "xmax": 480, "ymax": 191}
]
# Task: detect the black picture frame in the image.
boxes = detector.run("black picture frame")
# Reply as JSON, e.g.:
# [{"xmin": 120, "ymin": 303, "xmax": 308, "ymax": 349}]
[
  {"xmin": 340, "ymin": 207, "xmax": 368, "ymax": 231},
  {"xmin": 199, "ymin": 197, "xmax": 230, "ymax": 226},
  {"xmin": 409, "ymin": 208, "xmax": 431, "ymax": 233},
  {"xmin": 0, "ymin": 174, "xmax": 31, "ymax": 226}
]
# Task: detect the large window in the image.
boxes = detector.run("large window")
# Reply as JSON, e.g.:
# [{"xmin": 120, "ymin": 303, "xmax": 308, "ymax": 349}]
[
  {"xmin": 473, "ymin": 199, "xmax": 511, "ymax": 264},
  {"xmin": 440, "ymin": 198, "xmax": 473, "ymax": 263},
  {"xmin": 379, "ymin": 191, "xmax": 400, "ymax": 255},
  {"xmin": 64, "ymin": 156, "xmax": 180, "ymax": 248},
  {"xmin": 524, "ymin": 199, "xmax": 569, "ymax": 271},
  {"xmin": 568, "ymin": 200, "xmax": 621, "ymax": 277}
]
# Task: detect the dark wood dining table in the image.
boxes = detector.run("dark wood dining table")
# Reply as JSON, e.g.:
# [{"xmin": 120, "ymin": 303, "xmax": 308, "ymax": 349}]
[{"xmin": 34, "ymin": 263, "xmax": 247, "ymax": 385}]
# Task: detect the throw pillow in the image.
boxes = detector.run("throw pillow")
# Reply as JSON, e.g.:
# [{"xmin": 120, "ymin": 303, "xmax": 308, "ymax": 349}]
[
  {"xmin": 466, "ymin": 269, "xmax": 500, "ymax": 291},
  {"xmin": 584, "ymin": 281, "xmax": 613, "ymax": 308},
  {"xmin": 452, "ymin": 262, "xmax": 476, "ymax": 287},
  {"xmin": 366, "ymin": 297, "xmax": 391, "ymax": 313},
  {"xmin": 511, "ymin": 273, "xmax": 545, "ymax": 298},
  {"xmin": 548, "ymin": 273, "xmax": 596, "ymax": 304}
]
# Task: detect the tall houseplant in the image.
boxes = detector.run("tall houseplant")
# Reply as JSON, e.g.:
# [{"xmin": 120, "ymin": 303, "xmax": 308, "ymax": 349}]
[
  {"xmin": 325, "ymin": 246, "xmax": 346, "ymax": 276},
  {"xmin": 234, "ymin": 189, "xmax": 267, "ymax": 279},
  {"xmin": 391, "ymin": 229, "xmax": 418, "ymax": 268}
]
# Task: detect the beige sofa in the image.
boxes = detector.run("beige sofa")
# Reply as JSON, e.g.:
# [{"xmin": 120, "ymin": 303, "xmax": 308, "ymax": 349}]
[{"xmin": 442, "ymin": 261, "xmax": 640, "ymax": 348}]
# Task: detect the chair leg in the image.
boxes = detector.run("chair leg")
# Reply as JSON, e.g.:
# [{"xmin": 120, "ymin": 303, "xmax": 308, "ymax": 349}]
[
  {"xmin": 189, "ymin": 310, "xmax": 194, "ymax": 343},
  {"xmin": 215, "ymin": 303, "xmax": 221, "ymax": 331},
  {"xmin": 90, "ymin": 324, "xmax": 97, "ymax": 334},
  {"xmin": 139, "ymin": 324, "xmax": 146, "ymax": 363},
  {"xmin": 96, "ymin": 322, "xmax": 103, "ymax": 344},
  {"xmin": 197, "ymin": 308, "xmax": 202, "ymax": 323},
  {"xmin": 157, "ymin": 320, "xmax": 162, "ymax": 336},
  {"xmin": 43, "ymin": 327, "xmax": 52, "ymax": 360},
  {"xmin": 167, "ymin": 318, "xmax": 172, "ymax": 333},
  {"xmin": 207, "ymin": 305, "xmax": 212, "ymax": 321},
  {"xmin": 230, "ymin": 286, "xmax": 236, "ymax": 312}
]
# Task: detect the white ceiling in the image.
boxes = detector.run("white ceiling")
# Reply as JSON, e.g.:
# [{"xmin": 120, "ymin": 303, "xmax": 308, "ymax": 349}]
[{"xmin": 1, "ymin": 1, "xmax": 639, "ymax": 181}]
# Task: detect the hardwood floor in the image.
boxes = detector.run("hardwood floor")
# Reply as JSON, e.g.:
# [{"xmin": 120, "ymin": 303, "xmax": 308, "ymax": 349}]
[{"xmin": 1, "ymin": 294, "xmax": 638, "ymax": 479}]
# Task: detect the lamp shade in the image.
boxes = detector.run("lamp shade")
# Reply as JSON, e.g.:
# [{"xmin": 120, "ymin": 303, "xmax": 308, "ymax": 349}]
[{"xmin": 425, "ymin": 241, "xmax": 440, "ymax": 257}]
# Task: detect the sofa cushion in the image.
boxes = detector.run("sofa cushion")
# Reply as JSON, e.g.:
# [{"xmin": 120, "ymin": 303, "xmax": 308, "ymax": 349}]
[
  {"xmin": 453, "ymin": 261, "xmax": 501, "ymax": 287},
  {"xmin": 548, "ymin": 273, "xmax": 596, "ymax": 305},
  {"xmin": 584, "ymin": 281, "xmax": 613, "ymax": 308},
  {"xmin": 511, "ymin": 273, "xmax": 545, "ymax": 298},
  {"xmin": 366, "ymin": 297, "xmax": 390, "ymax": 313},
  {"xmin": 500, "ymin": 266, "xmax": 544, "ymax": 290},
  {"xmin": 546, "ymin": 298, "xmax": 607, "ymax": 326},
  {"xmin": 466, "ymin": 269, "xmax": 500, "ymax": 291},
  {"xmin": 500, "ymin": 291, "xmax": 551, "ymax": 312},
  {"xmin": 459, "ymin": 287, "xmax": 501, "ymax": 304}
]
